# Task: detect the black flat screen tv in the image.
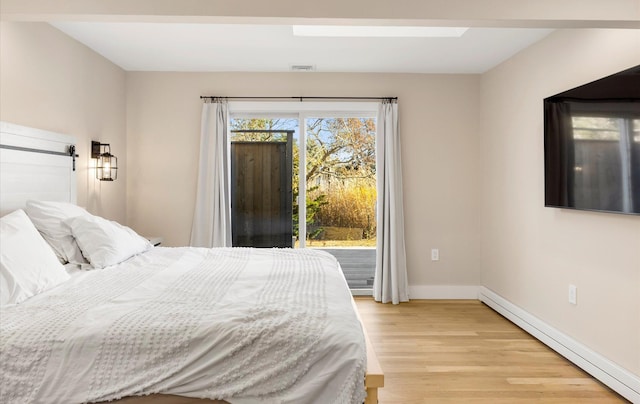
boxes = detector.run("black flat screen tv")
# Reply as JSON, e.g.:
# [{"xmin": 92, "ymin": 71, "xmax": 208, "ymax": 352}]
[{"xmin": 544, "ymin": 65, "xmax": 640, "ymax": 215}]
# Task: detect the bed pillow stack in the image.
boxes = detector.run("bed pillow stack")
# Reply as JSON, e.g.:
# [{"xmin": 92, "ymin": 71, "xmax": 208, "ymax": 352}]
[
  {"xmin": 0, "ymin": 209, "xmax": 70, "ymax": 305},
  {"xmin": 64, "ymin": 214, "xmax": 152, "ymax": 269},
  {"xmin": 25, "ymin": 200, "xmax": 152, "ymax": 269},
  {"xmin": 1, "ymin": 202, "xmax": 153, "ymax": 305}
]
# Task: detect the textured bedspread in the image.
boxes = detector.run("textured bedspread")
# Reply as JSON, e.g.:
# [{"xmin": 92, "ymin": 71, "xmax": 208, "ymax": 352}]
[{"xmin": 0, "ymin": 247, "xmax": 366, "ymax": 404}]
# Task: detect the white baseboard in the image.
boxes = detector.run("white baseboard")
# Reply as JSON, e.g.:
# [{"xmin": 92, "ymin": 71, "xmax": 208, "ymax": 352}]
[
  {"xmin": 479, "ymin": 286, "xmax": 640, "ymax": 404},
  {"xmin": 409, "ymin": 285, "xmax": 479, "ymax": 299}
]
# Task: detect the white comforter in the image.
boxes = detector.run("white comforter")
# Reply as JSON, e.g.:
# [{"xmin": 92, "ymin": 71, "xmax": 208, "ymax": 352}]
[{"xmin": 0, "ymin": 247, "xmax": 366, "ymax": 404}]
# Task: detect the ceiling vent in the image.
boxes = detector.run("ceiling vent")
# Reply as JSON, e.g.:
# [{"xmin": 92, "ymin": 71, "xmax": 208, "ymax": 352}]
[{"xmin": 290, "ymin": 65, "xmax": 316, "ymax": 72}]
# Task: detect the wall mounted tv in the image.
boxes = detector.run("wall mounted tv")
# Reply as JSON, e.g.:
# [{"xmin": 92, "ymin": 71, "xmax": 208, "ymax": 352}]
[{"xmin": 544, "ymin": 65, "xmax": 640, "ymax": 215}]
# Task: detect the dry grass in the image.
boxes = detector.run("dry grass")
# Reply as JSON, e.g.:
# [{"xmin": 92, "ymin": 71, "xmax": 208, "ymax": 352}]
[
  {"xmin": 312, "ymin": 184, "xmax": 377, "ymax": 238},
  {"xmin": 295, "ymin": 238, "xmax": 376, "ymax": 248}
]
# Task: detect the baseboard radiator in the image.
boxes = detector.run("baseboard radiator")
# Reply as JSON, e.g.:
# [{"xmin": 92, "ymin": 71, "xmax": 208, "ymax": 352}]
[{"xmin": 478, "ymin": 286, "xmax": 640, "ymax": 404}]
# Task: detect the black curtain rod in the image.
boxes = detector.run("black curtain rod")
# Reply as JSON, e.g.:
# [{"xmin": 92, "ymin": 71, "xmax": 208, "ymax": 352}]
[{"xmin": 200, "ymin": 96, "xmax": 397, "ymax": 101}]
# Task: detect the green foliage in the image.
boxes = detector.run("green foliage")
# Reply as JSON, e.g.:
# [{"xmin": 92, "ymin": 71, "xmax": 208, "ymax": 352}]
[{"xmin": 293, "ymin": 185, "xmax": 327, "ymax": 240}]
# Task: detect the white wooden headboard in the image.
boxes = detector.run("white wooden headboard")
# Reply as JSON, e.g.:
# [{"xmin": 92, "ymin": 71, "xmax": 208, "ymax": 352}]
[{"xmin": 0, "ymin": 121, "xmax": 77, "ymax": 216}]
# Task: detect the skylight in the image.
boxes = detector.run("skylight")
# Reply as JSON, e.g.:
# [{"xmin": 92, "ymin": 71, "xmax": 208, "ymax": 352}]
[{"xmin": 292, "ymin": 25, "xmax": 469, "ymax": 38}]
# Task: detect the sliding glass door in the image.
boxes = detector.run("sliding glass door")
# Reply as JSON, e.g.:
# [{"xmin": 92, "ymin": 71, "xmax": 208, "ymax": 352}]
[
  {"xmin": 230, "ymin": 105, "xmax": 377, "ymax": 292},
  {"xmin": 303, "ymin": 116, "xmax": 377, "ymax": 292}
]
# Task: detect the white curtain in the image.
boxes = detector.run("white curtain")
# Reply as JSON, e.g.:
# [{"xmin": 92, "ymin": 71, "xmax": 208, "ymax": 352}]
[
  {"xmin": 190, "ymin": 99, "xmax": 232, "ymax": 247},
  {"xmin": 374, "ymin": 100, "xmax": 409, "ymax": 304}
]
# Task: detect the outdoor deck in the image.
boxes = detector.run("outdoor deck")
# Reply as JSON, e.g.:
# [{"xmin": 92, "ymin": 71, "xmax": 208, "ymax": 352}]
[{"xmin": 318, "ymin": 248, "xmax": 376, "ymax": 290}]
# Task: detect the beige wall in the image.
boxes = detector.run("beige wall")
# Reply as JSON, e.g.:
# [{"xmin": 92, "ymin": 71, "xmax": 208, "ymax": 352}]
[
  {"xmin": 0, "ymin": 22, "xmax": 127, "ymax": 222},
  {"xmin": 126, "ymin": 72, "xmax": 481, "ymax": 288},
  {"xmin": 480, "ymin": 29, "xmax": 640, "ymax": 374}
]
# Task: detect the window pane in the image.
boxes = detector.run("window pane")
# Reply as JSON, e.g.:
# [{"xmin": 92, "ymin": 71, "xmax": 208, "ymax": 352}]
[
  {"xmin": 230, "ymin": 118, "xmax": 298, "ymax": 142},
  {"xmin": 304, "ymin": 117, "xmax": 377, "ymax": 248},
  {"xmin": 572, "ymin": 116, "xmax": 620, "ymax": 140}
]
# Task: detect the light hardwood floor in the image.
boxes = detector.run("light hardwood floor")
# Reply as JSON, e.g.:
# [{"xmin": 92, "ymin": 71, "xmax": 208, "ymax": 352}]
[{"xmin": 354, "ymin": 298, "xmax": 628, "ymax": 404}]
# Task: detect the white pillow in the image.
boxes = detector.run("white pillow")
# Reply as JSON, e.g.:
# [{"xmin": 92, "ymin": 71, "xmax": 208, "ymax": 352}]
[
  {"xmin": 0, "ymin": 209, "xmax": 70, "ymax": 306},
  {"xmin": 25, "ymin": 200, "xmax": 89, "ymax": 265},
  {"xmin": 65, "ymin": 214, "xmax": 152, "ymax": 269}
]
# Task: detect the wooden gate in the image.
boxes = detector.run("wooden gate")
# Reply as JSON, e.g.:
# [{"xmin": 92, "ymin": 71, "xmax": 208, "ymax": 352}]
[{"xmin": 231, "ymin": 131, "xmax": 293, "ymax": 247}]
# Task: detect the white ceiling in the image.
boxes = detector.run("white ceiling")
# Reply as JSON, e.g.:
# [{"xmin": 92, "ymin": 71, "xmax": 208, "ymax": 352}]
[{"xmin": 50, "ymin": 22, "xmax": 553, "ymax": 74}]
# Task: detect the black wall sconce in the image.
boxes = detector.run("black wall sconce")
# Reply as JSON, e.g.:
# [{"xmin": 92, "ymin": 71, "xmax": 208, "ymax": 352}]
[{"xmin": 91, "ymin": 141, "xmax": 118, "ymax": 181}]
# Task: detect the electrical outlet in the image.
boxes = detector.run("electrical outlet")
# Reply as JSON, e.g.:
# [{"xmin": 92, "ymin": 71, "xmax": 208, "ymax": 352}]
[
  {"xmin": 431, "ymin": 249, "xmax": 439, "ymax": 261},
  {"xmin": 568, "ymin": 284, "xmax": 577, "ymax": 305}
]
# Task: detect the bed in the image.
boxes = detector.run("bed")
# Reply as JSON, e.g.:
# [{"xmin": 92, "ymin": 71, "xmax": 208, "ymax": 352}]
[{"xmin": 0, "ymin": 121, "xmax": 383, "ymax": 404}]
